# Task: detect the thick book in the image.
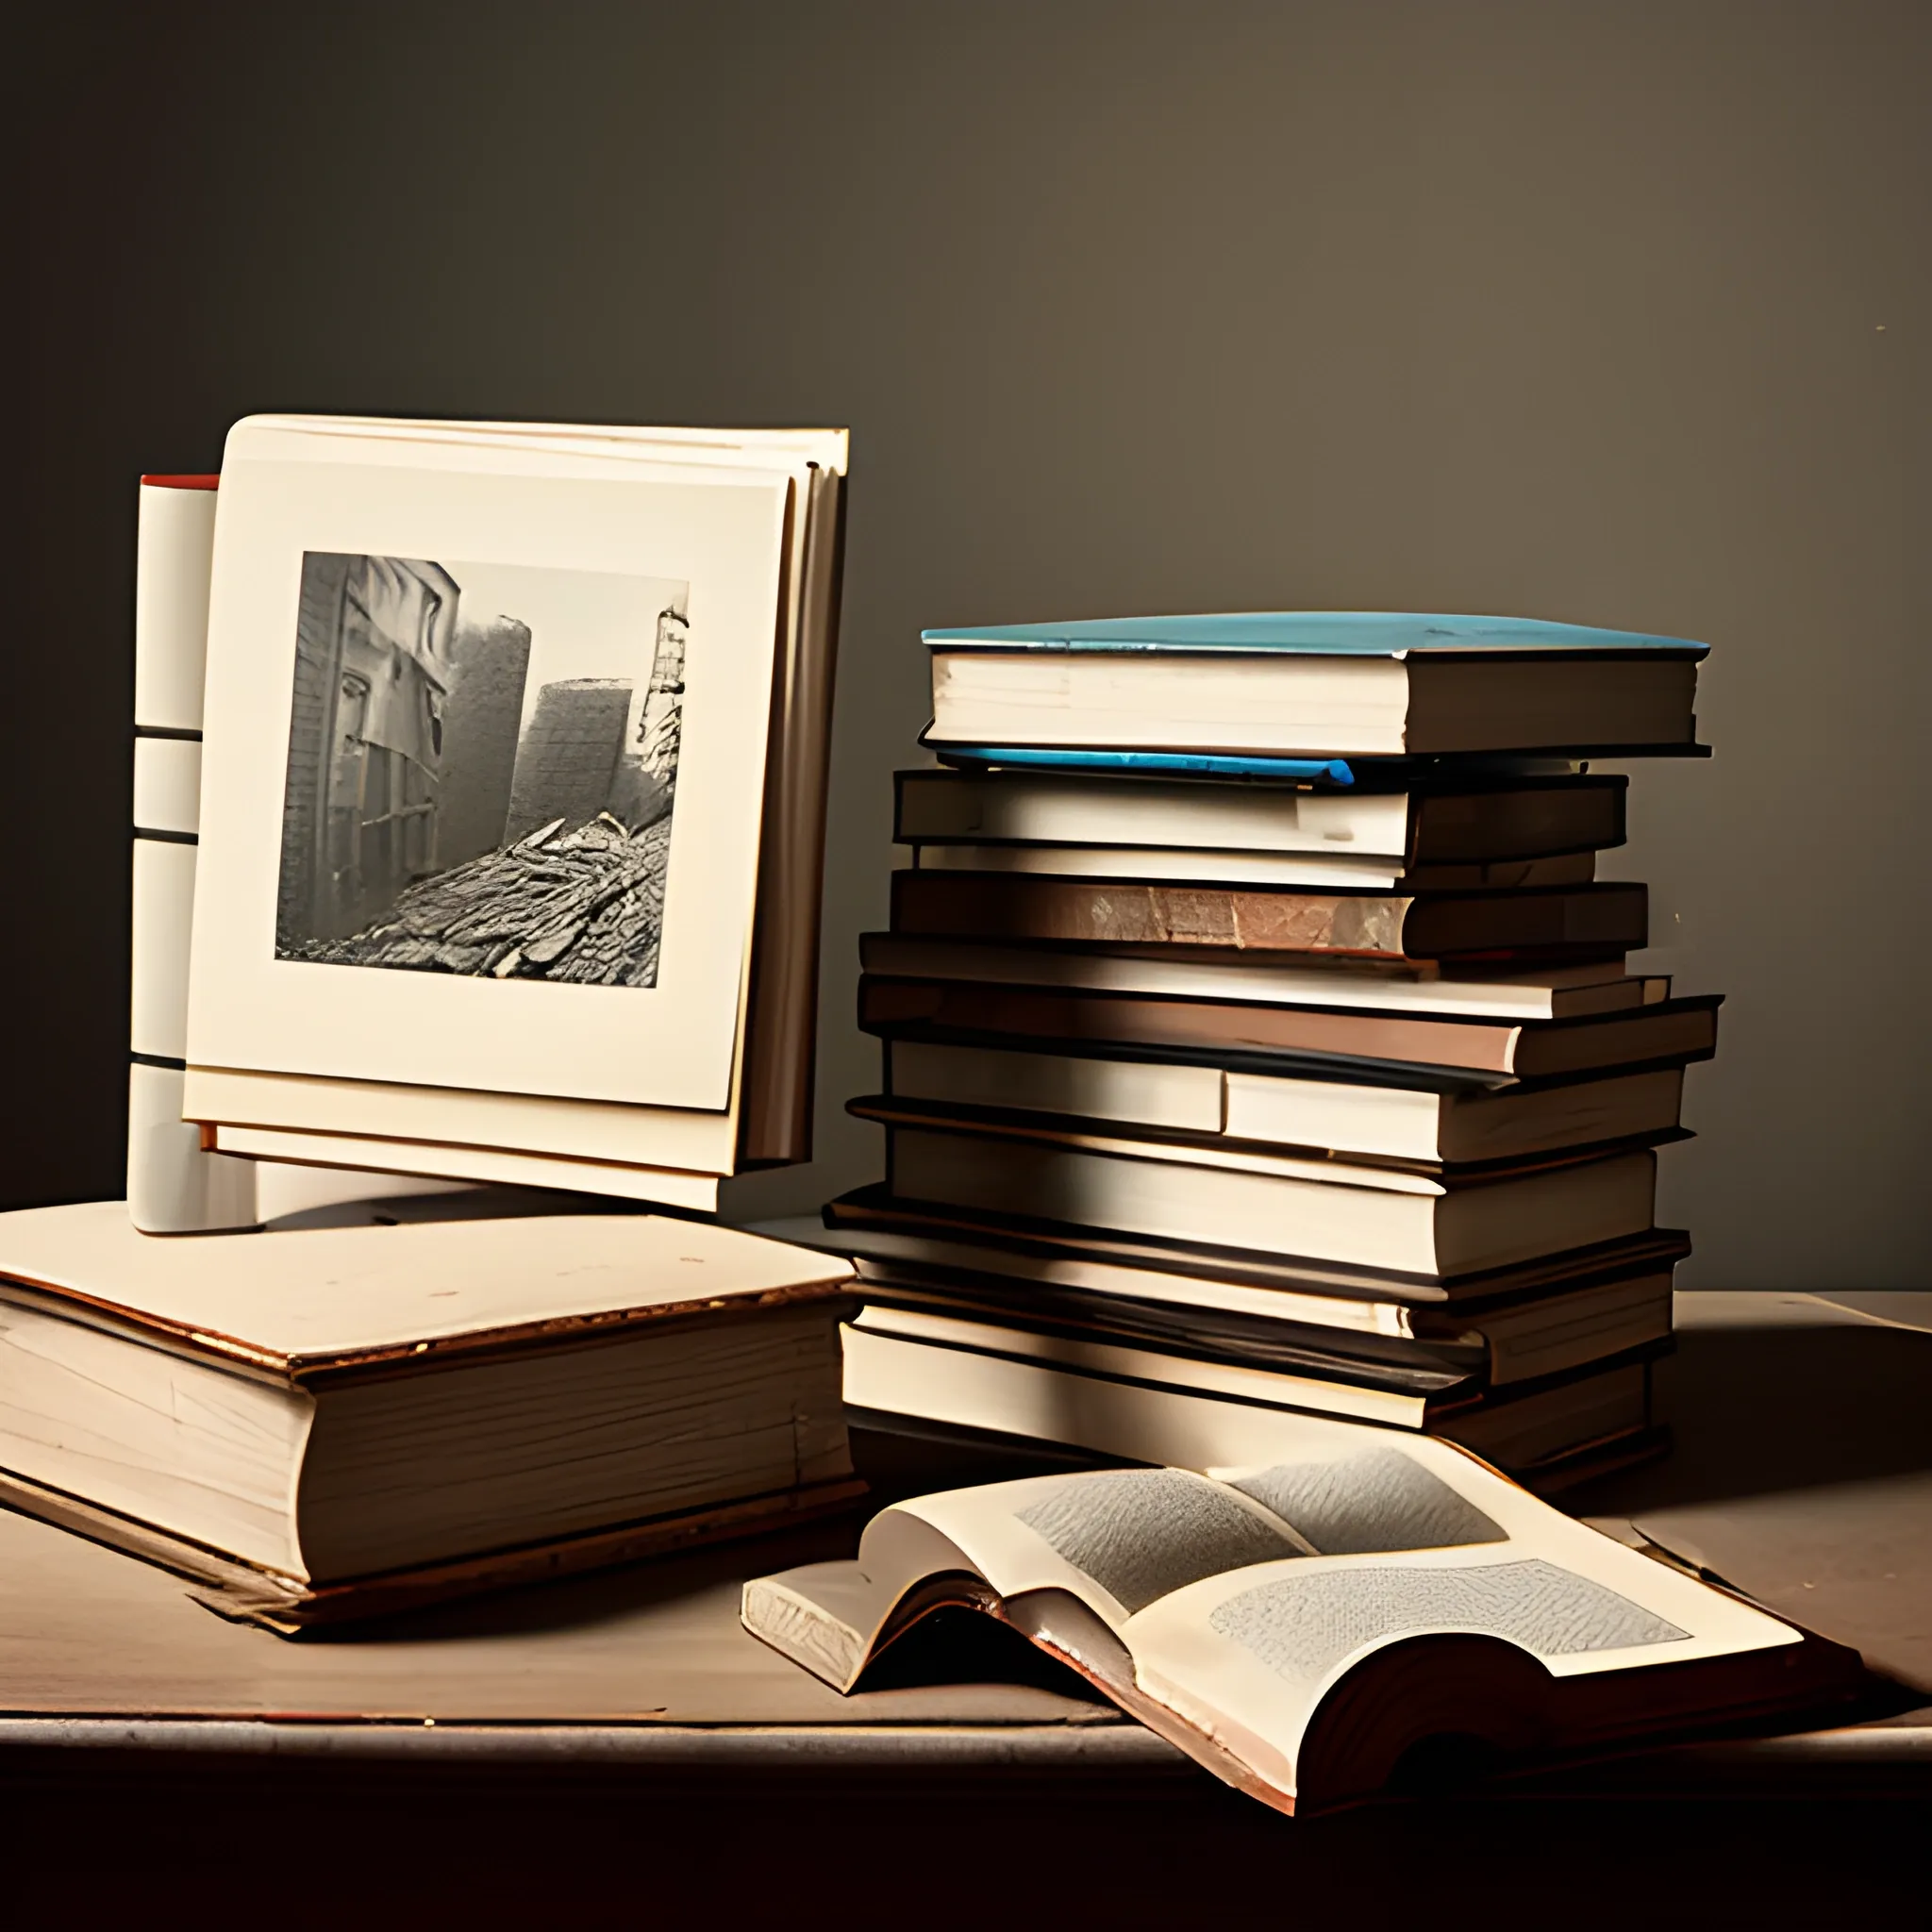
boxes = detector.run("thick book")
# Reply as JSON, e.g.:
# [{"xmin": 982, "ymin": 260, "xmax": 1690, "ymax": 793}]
[
  {"xmin": 0, "ymin": 1203, "xmax": 859, "ymax": 1625},
  {"xmin": 177, "ymin": 417, "xmax": 848, "ymax": 1208},
  {"xmin": 742, "ymin": 1429, "xmax": 1863, "ymax": 1815},
  {"xmin": 863, "ymin": 934, "xmax": 1665, "ymax": 1022},
  {"xmin": 873, "ymin": 1120, "xmax": 1659, "ymax": 1277},
  {"xmin": 891, "ymin": 870, "xmax": 1646, "ymax": 961},
  {"xmin": 845, "ymin": 1257, "xmax": 1674, "ymax": 1391},
  {"xmin": 921, "ymin": 612, "xmax": 1706, "ymax": 758},
  {"xmin": 908, "ymin": 840, "xmax": 1597, "ymax": 892},
  {"xmin": 840, "ymin": 1308, "xmax": 1668, "ymax": 1481},
  {"xmin": 861, "ymin": 979, "xmax": 1722, "ymax": 1080},
  {"xmin": 783, "ymin": 1208, "xmax": 1686, "ymax": 1388},
  {"xmin": 894, "ymin": 767, "xmax": 1628, "ymax": 863},
  {"xmin": 876, "ymin": 1034, "xmax": 1687, "ymax": 1165},
  {"xmin": 824, "ymin": 1184, "xmax": 1690, "ymax": 1299},
  {"xmin": 851, "ymin": 1091, "xmax": 1685, "ymax": 1184}
]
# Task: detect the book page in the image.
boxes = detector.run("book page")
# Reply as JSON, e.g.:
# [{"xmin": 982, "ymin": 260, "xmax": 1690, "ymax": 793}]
[{"xmin": 892, "ymin": 1414, "xmax": 1797, "ymax": 1798}]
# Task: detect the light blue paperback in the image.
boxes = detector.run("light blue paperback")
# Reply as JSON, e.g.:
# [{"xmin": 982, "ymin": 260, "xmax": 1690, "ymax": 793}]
[{"xmin": 921, "ymin": 611, "xmax": 1707, "ymax": 657}]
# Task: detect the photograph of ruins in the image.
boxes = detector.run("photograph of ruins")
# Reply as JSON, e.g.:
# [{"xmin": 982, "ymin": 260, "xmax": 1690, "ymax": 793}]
[{"xmin": 275, "ymin": 553, "xmax": 690, "ymax": 989}]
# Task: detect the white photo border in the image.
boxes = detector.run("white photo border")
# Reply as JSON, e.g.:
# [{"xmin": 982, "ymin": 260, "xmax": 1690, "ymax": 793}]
[{"xmin": 187, "ymin": 425, "xmax": 790, "ymax": 1112}]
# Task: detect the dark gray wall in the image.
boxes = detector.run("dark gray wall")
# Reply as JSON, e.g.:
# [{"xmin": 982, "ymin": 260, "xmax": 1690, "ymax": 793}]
[{"xmin": 16, "ymin": 1, "xmax": 1928, "ymax": 1283}]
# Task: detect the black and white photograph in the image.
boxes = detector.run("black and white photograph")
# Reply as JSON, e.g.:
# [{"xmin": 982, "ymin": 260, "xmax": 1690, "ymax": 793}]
[{"xmin": 275, "ymin": 554, "xmax": 690, "ymax": 990}]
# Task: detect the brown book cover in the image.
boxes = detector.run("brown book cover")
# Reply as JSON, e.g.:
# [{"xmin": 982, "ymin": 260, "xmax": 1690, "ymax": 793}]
[
  {"xmin": 891, "ymin": 870, "xmax": 1646, "ymax": 961},
  {"xmin": 860, "ymin": 978, "xmax": 1721, "ymax": 1079}
]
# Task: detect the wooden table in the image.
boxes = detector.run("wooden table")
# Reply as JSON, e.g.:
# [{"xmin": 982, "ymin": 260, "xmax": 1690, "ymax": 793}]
[{"xmin": 6, "ymin": 1290, "xmax": 1928, "ymax": 1919}]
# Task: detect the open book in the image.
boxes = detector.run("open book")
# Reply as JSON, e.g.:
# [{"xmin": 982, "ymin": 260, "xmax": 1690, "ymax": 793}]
[{"xmin": 743, "ymin": 1417, "xmax": 1863, "ymax": 1813}]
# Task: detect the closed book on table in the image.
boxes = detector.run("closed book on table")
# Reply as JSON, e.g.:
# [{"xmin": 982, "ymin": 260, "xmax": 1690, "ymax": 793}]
[
  {"xmin": 877, "ymin": 1120, "xmax": 1659, "ymax": 1278},
  {"xmin": 823, "ymin": 1184, "xmax": 1690, "ymax": 1306},
  {"xmin": 907, "ymin": 841, "xmax": 1598, "ymax": 892},
  {"xmin": 922, "ymin": 612, "xmax": 1704, "ymax": 758},
  {"xmin": 863, "ymin": 933, "xmax": 1664, "ymax": 1021},
  {"xmin": 877, "ymin": 1034, "xmax": 1686, "ymax": 1165},
  {"xmin": 830, "ymin": 1241, "xmax": 1676, "ymax": 1391},
  {"xmin": 0, "ymin": 1204, "xmax": 858, "ymax": 1625},
  {"xmin": 838, "ymin": 1309, "xmax": 1669, "ymax": 1482},
  {"xmin": 862, "ymin": 978, "xmax": 1720, "ymax": 1080},
  {"xmin": 893, "ymin": 766, "xmax": 1628, "ymax": 863},
  {"xmin": 891, "ymin": 869, "xmax": 1646, "ymax": 962}
]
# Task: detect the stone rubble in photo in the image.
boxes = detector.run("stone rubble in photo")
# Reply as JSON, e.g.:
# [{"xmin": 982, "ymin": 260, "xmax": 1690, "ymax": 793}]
[{"xmin": 291, "ymin": 814, "xmax": 672, "ymax": 987}]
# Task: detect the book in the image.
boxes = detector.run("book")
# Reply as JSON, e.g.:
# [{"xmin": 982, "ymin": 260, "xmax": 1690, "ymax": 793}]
[
  {"xmin": 862, "ymin": 979, "xmax": 1721, "ymax": 1080},
  {"xmin": 742, "ymin": 1428, "xmax": 1863, "ymax": 1814},
  {"xmin": 128, "ymin": 475, "xmax": 259, "ymax": 1234},
  {"xmin": 828, "ymin": 608, "xmax": 1719, "ymax": 1497},
  {"xmin": 831, "ymin": 1253, "xmax": 1675, "ymax": 1391},
  {"xmin": 875, "ymin": 1035, "xmax": 1687, "ymax": 1164},
  {"xmin": 908, "ymin": 841, "xmax": 1598, "ymax": 891},
  {"xmin": 873, "ymin": 1122, "xmax": 1658, "ymax": 1276},
  {"xmin": 177, "ymin": 416, "xmax": 848, "ymax": 1207},
  {"xmin": 890, "ymin": 869, "xmax": 1647, "ymax": 961},
  {"xmin": 0, "ymin": 1202, "xmax": 859, "ymax": 1625},
  {"xmin": 921, "ymin": 611, "xmax": 1705, "ymax": 758},
  {"xmin": 840, "ymin": 1302, "xmax": 1667, "ymax": 1462},
  {"xmin": 863, "ymin": 933, "xmax": 1664, "ymax": 1021},
  {"xmin": 817, "ymin": 1191, "xmax": 1690, "ymax": 1311},
  {"xmin": 894, "ymin": 765, "xmax": 1628, "ymax": 861}
]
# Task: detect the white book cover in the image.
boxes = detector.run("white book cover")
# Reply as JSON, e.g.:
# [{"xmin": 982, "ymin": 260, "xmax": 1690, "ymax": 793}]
[{"xmin": 186, "ymin": 418, "xmax": 795, "ymax": 1123}]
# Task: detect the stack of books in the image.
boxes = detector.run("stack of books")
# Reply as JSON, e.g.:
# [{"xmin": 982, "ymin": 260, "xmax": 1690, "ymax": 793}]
[
  {"xmin": 824, "ymin": 612, "xmax": 1719, "ymax": 1489},
  {"xmin": 2, "ymin": 416, "xmax": 862, "ymax": 1626}
]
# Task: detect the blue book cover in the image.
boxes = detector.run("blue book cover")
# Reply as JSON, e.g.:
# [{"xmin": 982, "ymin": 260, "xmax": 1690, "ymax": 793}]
[
  {"xmin": 921, "ymin": 611, "xmax": 1707, "ymax": 658},
  {"xmin": 925, "ymin": 743, "xmax": 1363, "ymax": 784}
]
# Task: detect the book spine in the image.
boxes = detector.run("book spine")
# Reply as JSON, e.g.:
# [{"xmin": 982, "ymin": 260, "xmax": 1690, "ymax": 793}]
[{"xmin": 129, "ymin": 476, "xmax": 260, "ymax": 1232}]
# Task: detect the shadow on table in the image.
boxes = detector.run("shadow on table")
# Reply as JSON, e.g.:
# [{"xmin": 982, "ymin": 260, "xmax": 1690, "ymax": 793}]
[
  {"xmin": 1574, "ymin": 1317, "xmax": 1932, "ymax": 1516},
  {"xmin": 291, "ymin": 1424, "xmax": 1107, "ymax": 1650}
]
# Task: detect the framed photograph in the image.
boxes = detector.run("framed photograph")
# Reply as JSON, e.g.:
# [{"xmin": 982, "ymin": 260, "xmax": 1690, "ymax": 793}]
[{"xmin": 188, "ymin": 422, "xmax": 792, "ymax": 1112}]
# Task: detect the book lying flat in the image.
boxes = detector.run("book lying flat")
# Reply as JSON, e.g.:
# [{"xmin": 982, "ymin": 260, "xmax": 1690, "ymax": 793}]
[
  {"xmin": 823, "ymin": 1184, "xmax": 1690, "ymax": 1305},
  {"xmin": 854, "ymin": 1095, "xmax": 1684, "ymax": 1191},
  {"xmin": 891, "ymin": 869, "xmax": 1647, "ymax": 961},
  {"xmin": 879, "ymin": 1035, "xmax": 1687, "ymax": 1165},
  {"xmin": 772, "ymin": 1209, "xmax": 1682, "ymax": 1390},
  {"xmin": 921, "ymin": 612, "xmax": 1705, "ymax": 758},
  {"xmin": 863, "ymin": 934, "xmax": 1662, "ymax": 1021},
  {"xmin": 894, "ymin": 766, "xmax": 1627, "ymax": 863},
  {"xmin": 171, "ymin": 417, "xmax": 848, "ymax": 1211},
  {"xmin": 875, "ymin": 1123, "xmax": 1657, "ymax": 1277},
  {"xmin": 908, "ymin": 841, "xmax": 1596, "ymax": 892},
  {"xmin": 840, "ymin": 1303, "xmax": 1667, "ymax": 1472},
  {"xmin": 839, "ymin": 1253, "xmax": 1675, "ymax": 1391},
  {"xmin": 0, "ymin": 1204, "xmax": 859, "ymax": 1625},
  {"xmin": 862, "ymin": 981, "xmax": 1721, "ymax": 1080},
  {"xmin": 744, "ymin": 1423, "xmax": 1859, "ymax": 1815}
]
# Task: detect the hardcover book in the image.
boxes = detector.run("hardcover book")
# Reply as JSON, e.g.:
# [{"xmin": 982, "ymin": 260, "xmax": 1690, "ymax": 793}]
[
  {"xmin": 0, "ymin": 1202, "xmax": 858, "ymax": 1626},
  {"xmin": 175, "ymin": 417, "xmax": 847, "ymax": 1207},
  {"xmin": 921, "ymin": 611, "xmax": 1705, "ymax": 758}
]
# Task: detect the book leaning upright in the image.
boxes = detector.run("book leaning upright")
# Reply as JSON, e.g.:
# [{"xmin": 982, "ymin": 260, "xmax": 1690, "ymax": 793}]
[{"xmin": 180, "ymin": 416, "xmax": 848, "ymax": 1207}]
